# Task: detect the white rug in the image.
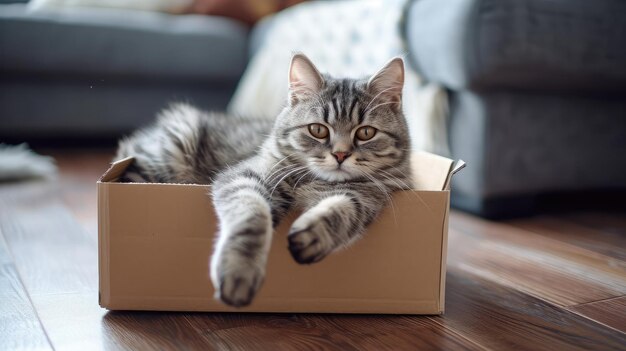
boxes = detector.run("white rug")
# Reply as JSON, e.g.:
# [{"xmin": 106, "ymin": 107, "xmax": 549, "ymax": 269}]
[{"xmin": 0, "ymin": 144, "xmax": 57, "ymax": 181}]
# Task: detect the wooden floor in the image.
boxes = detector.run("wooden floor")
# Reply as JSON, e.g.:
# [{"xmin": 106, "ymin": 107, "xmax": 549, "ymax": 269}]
[{"xmin": 1, "ymin": 150, "xmax": 625, "ymax": 351}]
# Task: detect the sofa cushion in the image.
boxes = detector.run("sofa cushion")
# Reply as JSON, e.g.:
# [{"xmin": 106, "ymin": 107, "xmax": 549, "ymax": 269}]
[
  {"xmin": 405, "ymin": 0, "xmax": 626, "ymax": 92},
  {"xmin": 448, "ymin": 90, "xmax": 626, "ymax": 200},
  {"xmin": 0, "ymin": 4, "xmax": 248, "ymax": 81},
  {"xmin": 0, "ymin": 77, "xmax": 237, "ymax": 138}
]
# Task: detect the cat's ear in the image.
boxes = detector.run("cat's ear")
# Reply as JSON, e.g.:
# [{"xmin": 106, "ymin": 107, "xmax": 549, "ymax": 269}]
[
  {"xmin": 367, "ymin": 57, "xmax": 404, "ymax": 110},
  {"xmin": 288, "ymin": 53, "xmax": 324, "ymax": 105}
]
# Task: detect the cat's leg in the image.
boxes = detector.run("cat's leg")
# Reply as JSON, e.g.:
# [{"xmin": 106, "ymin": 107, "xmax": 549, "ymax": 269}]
[
  {"xmin": 116, "ymin": 103, "xmax": 217, "ymax": 183},
  {"xmin": 210, "ymin": 163, "xmax": 293, "ymax": 307},
  {"xmin": 288, "ymin": 187, "xmax": 386, "ymax": 264}
]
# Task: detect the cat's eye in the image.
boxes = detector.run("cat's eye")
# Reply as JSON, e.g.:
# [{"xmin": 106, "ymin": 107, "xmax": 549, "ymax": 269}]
[
  {"xmin": 308, "ymin": 123, "xmax": 329, "ymax": 139},
  {"xmin": 355, "ymin": 126, "xmax": 377, "ymax": 141}
]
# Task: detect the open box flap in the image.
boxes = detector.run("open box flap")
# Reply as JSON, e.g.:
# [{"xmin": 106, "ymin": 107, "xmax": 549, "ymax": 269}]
[
  {"xmin": 99, "ymin": 157, "xmax": 134, "ymax": 183},
  {"xmin": 443, "ymin": 160, "xmax": 466, "ymax": 190}
]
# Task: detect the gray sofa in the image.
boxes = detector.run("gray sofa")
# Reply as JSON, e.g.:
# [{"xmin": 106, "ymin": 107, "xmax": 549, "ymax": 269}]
[
  {"xmin": 0, "ymin": 2, "xmax": 248, "ymax": 141},
  {"xmin": 406, "ymin": 0, "xmax": 626, "ymax": 217}
]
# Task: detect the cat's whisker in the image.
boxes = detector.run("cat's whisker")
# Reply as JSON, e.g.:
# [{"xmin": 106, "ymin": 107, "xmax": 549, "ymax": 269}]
[
  {"xmin": 365, "ymin": 101, "xmax": 398, "ymax": 114},
  {"xmin": 378, "ymin": 166, "xmax": 432, "ymax": 211},
  {"xmin": 356, "ymin": 169, "xmax": 397, "ymax": 225},
  {"xmin": 384, "ymin": 166, "xmax": 418, "ymax": 189},
  {"xmin": 265, "ymin": 152, "xmax": 297, "ymax": 175},
  {"xmin": 268, "ymin": 166, "xmax": 308, "ymax": 199},
  {"xmin": 374, "ymin": 170, "xmax": 424, "ymax": 210},
  {"xmin": 264, "ymin": 155, "xmax": 300, "ymax": 183},
  {"xmin": 363, "ymin": 85, "xmax": 397, "ymax": 112},
  {"xmin": 292, "ymin": 170, "xmax": 313, "ymax": 190},
  {"xmin": 375, "ymin": 168, "xmax": 412, "ymax": 190},
  {"xmin": 265, "ymin": 164, "xmax": 300, "ymax": 185}
]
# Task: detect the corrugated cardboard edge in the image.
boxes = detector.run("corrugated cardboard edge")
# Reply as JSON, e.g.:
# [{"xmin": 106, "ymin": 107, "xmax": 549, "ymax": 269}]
[
  {"xmin": 98, "ymin": 157, "xmax": 135, "ymax": 308},
  {"xmin": 98, "ymin": 181, "xmax": 109, "ymax": 307},
  {"xmin": 104, "ymin": 296, "xmax": 440, "ymax": 314},
  {"xmin": 437, "ymin": 191, "xmax": 450, "ymax": 314},
  {"xmin": 437, "ymin": 159, "xmax": 465, "ymax": 313}
]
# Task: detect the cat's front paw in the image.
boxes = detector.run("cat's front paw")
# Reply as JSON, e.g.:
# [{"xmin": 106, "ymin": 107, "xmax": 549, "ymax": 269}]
[
  {"xmin": 288, "ymin": 220, "xmax": 333, "ymax": 264},
  {"xmin": 213, "ymin": 256, "xmax": 264, "ymax": 307}
]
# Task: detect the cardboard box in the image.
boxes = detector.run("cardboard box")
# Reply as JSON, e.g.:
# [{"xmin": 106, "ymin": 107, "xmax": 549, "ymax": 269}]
[{"xmin": 98, "ymin": 152, "xmax": 464, "ymax": 314}]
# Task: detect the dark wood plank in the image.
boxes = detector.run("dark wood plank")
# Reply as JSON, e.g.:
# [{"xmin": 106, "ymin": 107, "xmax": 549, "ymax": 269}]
[
  {"xmin": 449, "ymin": 212, "xmax": 626, "ymax": 306},
  {"xmin": 101, "ymin": 311, "xmax": 217, "ymax": 351},
  {"xmin": 0, "ymin": 229, "xmax": 52, "ymax": 351},
  {"xmin": 185, "ymin": 313, "xmax": 482, "ymax": 351},
  {"xmin": 508, "ymin": 216, "xmax": 626, "ymax": 260},
  {"xmin": 435, "ymin": 268, "xmax": 626, "ymax": 351},
  {"xmin": 31, "ymin": 292, "xmax": 215, "ymax": 351},
  {"xmin": 31, "ymin": 291, "xmax": 484, "ymax": 351},
  {"xmin": 561, "ymin": 211, "xmax": 626, "ymax": 236},
  {"xmin": 568, "ymin": 296, "xmax": 626, "ymax": 334},
  {"xmin": 0, "ymin": 195, "xmax": 98, "ymax": 295}
]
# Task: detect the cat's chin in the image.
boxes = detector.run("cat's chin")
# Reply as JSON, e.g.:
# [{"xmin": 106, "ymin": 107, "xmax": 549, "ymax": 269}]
[{"xmin": 313, "ymin": 168, "xmax": 358, "ymax": 182}]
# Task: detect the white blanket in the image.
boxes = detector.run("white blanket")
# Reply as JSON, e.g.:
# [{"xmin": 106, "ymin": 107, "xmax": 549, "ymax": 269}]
[{"xmin": 229, "ymin": 0, "xmax": 449, "ymax": 154}]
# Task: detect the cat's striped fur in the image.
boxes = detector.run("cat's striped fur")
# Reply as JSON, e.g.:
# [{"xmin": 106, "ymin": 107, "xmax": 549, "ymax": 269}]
[{"xmin": 115, "ymin": 54, "xmax": 412, "ymax": 307}]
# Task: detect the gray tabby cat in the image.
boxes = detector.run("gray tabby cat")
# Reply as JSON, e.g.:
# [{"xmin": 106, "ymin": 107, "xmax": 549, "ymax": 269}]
[{"xmin": 116, "ymin": 54, "xmax": 412, "ymax": 307}]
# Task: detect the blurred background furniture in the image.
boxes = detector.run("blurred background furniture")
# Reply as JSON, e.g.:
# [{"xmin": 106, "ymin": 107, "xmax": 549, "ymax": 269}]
[
  {"xmin": 0, "ymin": 1, "xmax": 248, "ymax": 143},
  {"xmin": 406, "ymin": 0, "xmax": 626, "ymax": 217},
  {"xmin": 2, "ymin": 0, "xmax": 625, "ymax": 217}
]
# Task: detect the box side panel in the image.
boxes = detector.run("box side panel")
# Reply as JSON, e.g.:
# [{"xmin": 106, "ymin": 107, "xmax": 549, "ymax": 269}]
[{"xmin": 102, "ymin": 183, "xmax": 449, "ymax": 314}]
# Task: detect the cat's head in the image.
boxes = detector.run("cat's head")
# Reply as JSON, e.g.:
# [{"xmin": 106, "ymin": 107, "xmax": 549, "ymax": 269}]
[{"xmin": 275, "ymin": 53, "xmax": 411, "ymax": 182}]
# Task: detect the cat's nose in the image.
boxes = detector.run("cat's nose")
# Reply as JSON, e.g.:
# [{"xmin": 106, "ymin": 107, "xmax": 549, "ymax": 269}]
[{"xmin": 332, "ymin": 151, "xmax": 352, "ymax": 164}]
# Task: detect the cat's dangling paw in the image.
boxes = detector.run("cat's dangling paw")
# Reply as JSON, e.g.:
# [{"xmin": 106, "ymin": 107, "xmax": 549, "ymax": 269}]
[
  {"xmin": 288, "ymin": 219, "xmax": 333, "ymax": 264},
  {"xmin": 213, "ymin": 256, "xmax": 264, "ymax": 307}
]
